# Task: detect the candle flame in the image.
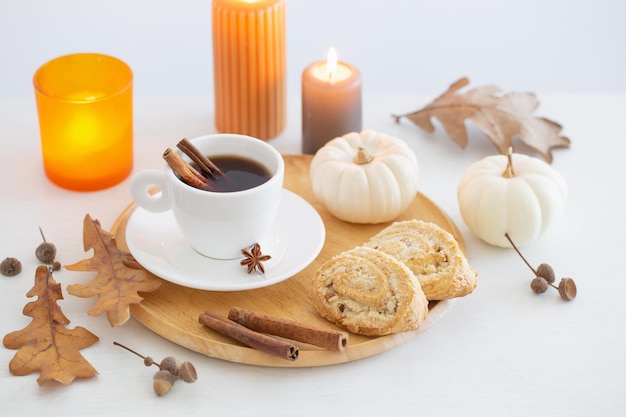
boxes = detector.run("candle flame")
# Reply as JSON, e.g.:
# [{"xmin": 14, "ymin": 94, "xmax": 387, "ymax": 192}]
[{"xmin": 326, "ymin": 47, "xmax": 338, "ymax": 82}]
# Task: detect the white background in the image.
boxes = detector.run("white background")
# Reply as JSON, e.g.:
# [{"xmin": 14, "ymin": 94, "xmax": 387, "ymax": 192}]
[
  {"xmin": 1, "ymin": 0, "xmax": 625, "ymax": 100},
  {"xmin": 1, "ymin": 2, "xmax": 626, "ymax": 416}
]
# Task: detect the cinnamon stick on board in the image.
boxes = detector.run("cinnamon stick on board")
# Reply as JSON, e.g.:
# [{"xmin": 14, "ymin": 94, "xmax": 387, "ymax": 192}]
[
  {"xmin": 199, "ymin": 311, "xmax": 299, "ymax": 361},
  {"xmin": 177, "ymin": 137, "xmax": 225, "ymax": 178},
  {"xmin": 162, "ymin": 147, "xmax": 208, "ymax": 188},
  {"xmin": 228, "ymin": 307, "xmax": 349, "ymax": 351}
]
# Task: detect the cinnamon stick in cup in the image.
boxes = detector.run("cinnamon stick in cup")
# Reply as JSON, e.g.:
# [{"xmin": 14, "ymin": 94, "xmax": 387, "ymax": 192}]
[
  {"xmin": 199, "ymin": 311, "xmax": 299, "ymax": 361},
  {"xmin": 162, "ymin": 147, "xmax": 207, "ymax": 188},
  {"xmin": 228, "ymin": 307, "xmax": 349, "ymax": 351},
  {"xmin": 177, "ymin": 137, "xmax": 224, "ymax": 178}
]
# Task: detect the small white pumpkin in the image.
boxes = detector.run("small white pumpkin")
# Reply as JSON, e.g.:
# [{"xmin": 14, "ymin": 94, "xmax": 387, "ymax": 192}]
[
  {"xmin": 457, "ymin": 148, "xmax": 567, "ymax": 247},
  {"xmin": 310, "ymin": 130, "xmax": 419, "ymax": 224}
]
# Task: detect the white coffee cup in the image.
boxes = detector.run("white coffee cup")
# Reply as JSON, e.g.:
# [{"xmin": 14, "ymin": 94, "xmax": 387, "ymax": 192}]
[{"xmin": 130, "ymin": 134, "xmax": 284, "ymax": 260}]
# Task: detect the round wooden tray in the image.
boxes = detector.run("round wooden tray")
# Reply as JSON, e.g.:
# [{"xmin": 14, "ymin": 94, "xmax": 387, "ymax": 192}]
[{"xmin": 112, "ymin": 154, "xmax": 466, "ymax": 367}]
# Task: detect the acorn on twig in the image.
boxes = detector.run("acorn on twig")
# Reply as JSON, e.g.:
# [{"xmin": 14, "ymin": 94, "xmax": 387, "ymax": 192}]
[
  {"xmin": 113, "ymin": 342, "xmax": 198, "ymax": 396},
  {"xmin": 505, "ymin": 233, "xmax": 577, "ymax": 301}
]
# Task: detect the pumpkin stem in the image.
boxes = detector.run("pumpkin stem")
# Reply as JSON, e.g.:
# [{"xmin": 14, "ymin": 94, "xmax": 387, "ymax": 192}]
[
  {"xmin": 353, "ymin": 147, "xmax": 374, "ymax": 165},
  {"xmin": 502, "ymin": 147, "xmax": 516, "ymax": 178}
]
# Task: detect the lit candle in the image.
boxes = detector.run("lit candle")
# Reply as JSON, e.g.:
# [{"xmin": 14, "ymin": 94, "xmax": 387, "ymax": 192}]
[
  {"xmin": 33, "ymin": 53, "xmax": 133, "ymax": 191},
  {"xmin": 301, "ymin": 48, "xmax": 362, "ymax": 154},
  {"xmin": 212, "ymin": 0, "xmax": 286, "ymax": 140}
]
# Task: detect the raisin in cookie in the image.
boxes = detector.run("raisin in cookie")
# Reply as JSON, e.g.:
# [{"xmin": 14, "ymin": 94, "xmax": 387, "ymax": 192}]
[
  {"xmin": 365, "ymin": 219, "xmax": 477, "ymax": 300},
  {"xmin": 310, "ymin": 246, "xmax": 428, "ymax": 336}
]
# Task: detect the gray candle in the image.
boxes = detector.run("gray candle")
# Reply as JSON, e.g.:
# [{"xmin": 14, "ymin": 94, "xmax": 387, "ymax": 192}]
[{"xmin": 302, "ymin": 48, "xmax": 362, "ymax": 154}]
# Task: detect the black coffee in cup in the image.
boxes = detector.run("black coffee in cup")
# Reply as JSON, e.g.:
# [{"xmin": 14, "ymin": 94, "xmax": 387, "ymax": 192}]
[{"xmin": 191, "ymin": 155, "xmax": 271, "ymax": 192}]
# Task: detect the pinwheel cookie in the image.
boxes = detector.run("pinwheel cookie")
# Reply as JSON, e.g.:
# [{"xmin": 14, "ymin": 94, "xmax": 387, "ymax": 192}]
[
  {"xmin": 310, "ymin": 246, "xmax": 428, "ymax": 336},
  {"xmin": 365, "ymin": 220, "xmax": 477, "ymax": 300}
]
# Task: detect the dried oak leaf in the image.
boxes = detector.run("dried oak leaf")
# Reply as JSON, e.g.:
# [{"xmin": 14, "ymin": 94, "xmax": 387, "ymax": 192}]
[
  {"xmin": 393, "ymin": 77, "xmax": 570, "ymax": 163},
  {"xmin": 65, "ymin": 214, "xmax": 161, "ymax": 327},
  {"xmin": 2, "ymin": 265, "xmax": 99, "ymax": 386}
]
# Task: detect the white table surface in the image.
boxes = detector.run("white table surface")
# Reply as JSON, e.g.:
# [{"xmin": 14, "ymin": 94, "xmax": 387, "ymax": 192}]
[{"xmin": 1, "ymin": 93, "xmax": 625, "ymax": 416}]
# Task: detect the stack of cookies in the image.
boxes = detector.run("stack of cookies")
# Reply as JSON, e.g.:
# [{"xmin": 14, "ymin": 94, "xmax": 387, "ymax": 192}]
[{"xmin": 310, "ymin": 220, "xmax": 477, "ymax": 336}]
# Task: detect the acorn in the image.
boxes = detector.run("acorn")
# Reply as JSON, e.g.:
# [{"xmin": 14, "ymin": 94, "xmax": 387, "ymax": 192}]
[
  {"xmin": 557, "ymin": 278, "xmax": 577, "ymax": 301},
  {"xmin": 177, "ymin": 361, "xmax": 198, "ymax": 383},
  {"xmin": 159, "ymin": 356, "xmax": 179, "ymax": 375},
  {"xmin": 153, "ymin": 370, "xmax": 176, "ymax": 396},
  {"xmin": 1, "ymin": 257, "xmax": 22, "ymax": 277},
  {"xmin": 530, "ymin": 276, "xmax": 549, "ymax": 294},
  {"xmin": 36, "ymin": 227, "xmax": 57, "ymax": 264},
  {"xmin": 536, "ymin": 263, "xmax": 555, "ymax": 284}
]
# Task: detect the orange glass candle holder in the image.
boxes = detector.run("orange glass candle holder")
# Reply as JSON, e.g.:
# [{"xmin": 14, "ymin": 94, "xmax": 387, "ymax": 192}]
[
  {"xmin": 33, "ymin": 53, "xmax": 133, "ymax": 191},
  {"xmin": 212, "ymin": 0, "xmax": 286, "ymax": 140}
]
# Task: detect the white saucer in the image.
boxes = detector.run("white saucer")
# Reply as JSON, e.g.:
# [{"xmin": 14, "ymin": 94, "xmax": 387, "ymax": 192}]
[{"xmin": 125, "ymin": 189, "xmax": 325, "ymax": 291}]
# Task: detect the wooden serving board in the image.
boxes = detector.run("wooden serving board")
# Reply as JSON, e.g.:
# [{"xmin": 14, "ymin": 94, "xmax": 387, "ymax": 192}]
[{"xmin": 112, "ymin": 154, "xmax": 466, "ymax": 367}]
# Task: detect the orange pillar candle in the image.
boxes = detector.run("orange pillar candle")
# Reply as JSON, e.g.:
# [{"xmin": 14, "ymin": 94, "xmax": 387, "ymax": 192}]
[
  {"xmin": 33, "ymin": 53, "xmax": 133, "ymax": 191},
  {"xmin": 212, "ymin": 0, "xmax": 286, "ymax": 140},
  {"xmin": 301, "ymin": 48, "xmax": 362, "ymax": 154}
]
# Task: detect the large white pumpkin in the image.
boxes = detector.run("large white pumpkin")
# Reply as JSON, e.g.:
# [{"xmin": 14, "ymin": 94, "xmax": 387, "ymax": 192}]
[
  {"xmin": 310, "ymin": 130, "xmax": 419, "ymax": 224},
  {"xmin": 457, "ymin": 149, "xmax": 567, "ymax": 247}
]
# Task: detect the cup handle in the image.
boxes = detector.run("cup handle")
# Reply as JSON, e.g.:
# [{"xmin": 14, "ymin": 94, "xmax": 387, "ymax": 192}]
[{"xmin": 129, "ymin": 170, "xmax": 171, "ymax": 213}]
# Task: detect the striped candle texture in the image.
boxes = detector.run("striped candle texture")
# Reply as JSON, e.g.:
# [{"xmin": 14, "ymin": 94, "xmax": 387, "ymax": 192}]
[{"xmin": 212, "ymin": 0, "xmax": 286, "ymax": 140}]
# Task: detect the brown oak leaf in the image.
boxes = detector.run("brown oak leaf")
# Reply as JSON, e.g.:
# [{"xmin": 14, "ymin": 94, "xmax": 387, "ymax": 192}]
[
  {"xmin": 3, "ymin": 265, "xmax": 99, "ymax": 386},
  {"xmin": 393, "ymin": 77, "xmax": 570, "ymax": 163},
  {"xmin": 65, "ymin": 214, "xmax": 161, "ymax": 326}
]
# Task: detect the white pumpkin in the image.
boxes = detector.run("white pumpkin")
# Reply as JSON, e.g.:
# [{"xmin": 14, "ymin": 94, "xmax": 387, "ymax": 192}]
[
  {"xmin": 457, "ymin": 149, "xmax": 567, "ymax": 247},
  {"xmin": 310, "ymin": 130, "xmax": 419, "ymax": 224}
]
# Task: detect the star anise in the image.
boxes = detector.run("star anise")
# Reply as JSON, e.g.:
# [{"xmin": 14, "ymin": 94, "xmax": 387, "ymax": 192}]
[{"xmin": 240, "ymin": 243, "xmax": 271, "ymax": 274}]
